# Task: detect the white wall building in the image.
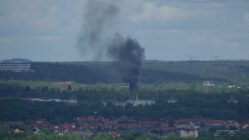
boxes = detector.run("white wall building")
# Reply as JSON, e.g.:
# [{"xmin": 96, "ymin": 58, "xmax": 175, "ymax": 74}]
[
  {"xmin": 127, "ymin": 95, "xmax": 155, "ymax": 107},
  {"xmin": 0, "ymin": 63, "xmax": 32, "ymax": 72},
  {"xmin": 179, "ymin": 129, "xmax": 198, "ymax": 138}
]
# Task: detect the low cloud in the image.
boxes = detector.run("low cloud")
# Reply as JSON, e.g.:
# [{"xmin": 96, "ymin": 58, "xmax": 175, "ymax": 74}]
[
  {"xmin": 128, "ymin": 1, "xmax": 187, "ymax": 22},
  {"xmin": 0, "ymin": 37, "xmax": 15, "ymax": 43},
  {"xmin": 244, "ymin": 12, "xmax": 249, "ymax": 23},
  {"xmin": 0, "ymin": 0, "xmax": 82, "ymax": 34},
  {"xmin": 0, "ymin": 35, "xmax": 66, "ymax": 44},
  {"xmin": 30, "ymin": 6, "xmax": 59, "ymax": 30}
]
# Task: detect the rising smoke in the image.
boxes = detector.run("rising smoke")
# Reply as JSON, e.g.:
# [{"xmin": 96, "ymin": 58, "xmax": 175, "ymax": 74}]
[
  {"xmin": 108, "ymin": 34, "xmax": 144, "ymax": 90},
  {"xmin": 77, "ymin": 0, "xmax": 119, "ymax": 59},
  {"xmin": 77, "ymin": 0, "xmax": 145, "ymax": 91}
]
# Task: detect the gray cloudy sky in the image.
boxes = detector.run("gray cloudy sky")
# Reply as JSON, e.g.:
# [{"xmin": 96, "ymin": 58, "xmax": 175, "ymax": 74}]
[{"xmin": 0, "ymin": 0, "xmax": 249, "ymax": 61}]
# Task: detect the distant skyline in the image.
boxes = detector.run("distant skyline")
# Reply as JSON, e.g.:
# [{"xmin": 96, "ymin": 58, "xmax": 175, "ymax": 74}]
[{"xmin": 0, "ymin": 0, "xmax": 249, "ymax": 61}]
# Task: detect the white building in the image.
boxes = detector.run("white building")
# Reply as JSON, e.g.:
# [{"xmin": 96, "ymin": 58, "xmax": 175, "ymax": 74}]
[
  {"xmin": 66, "ymin": 99, "xmax": 78, "ymax": 104},
  {"xmin": 113, "ymin": 101, "xmax": 127, "ymax": 108},
  {"xmin": 202, "ymin": 81, "xmax": 215, "ymax": 87},
  {"xmin": 227, "ymin": 97, "xmax": 238, "ymax": 104},
  {"xmin": 127, "ymin": 95, "xmax": 155, "ymax": 107},
  {"xmin": 179, "ymin": 129, "xmax": 198, "ymax": 138},
  {"xmin": 0, "ymin": 63, "xmax": 32, "ymax": 72},
  {"xmin": 167, "ymin": 97, "xmax": 178, "ymax": 104},
  {"xmin": 102, "ymin": 95, "xmax": 155, "ymax": 108}
]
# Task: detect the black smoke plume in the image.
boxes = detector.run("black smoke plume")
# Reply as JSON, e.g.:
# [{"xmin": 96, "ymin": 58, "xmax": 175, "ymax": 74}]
[
  {"xmin": 77, "ymin": 0, "xmax": 145, "ymax": 91},
  {"xmin": 108, "ymin": 34, "xmax": 145, "ymax": 91}
]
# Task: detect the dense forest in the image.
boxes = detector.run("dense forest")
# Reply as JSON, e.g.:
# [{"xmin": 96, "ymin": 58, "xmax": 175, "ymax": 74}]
[{"xmin": 1, "ymin": 60, "xmax": 249, "ymax": 84}]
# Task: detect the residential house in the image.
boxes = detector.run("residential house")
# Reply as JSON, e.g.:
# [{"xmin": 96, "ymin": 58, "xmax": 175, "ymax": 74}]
[
  {"xmin": 179, "ymin": 128, "xmax": 198, "ymax": 138},
  {"xmin": 33, "ymin": 119, "xmax": 53, "ymax": 129},
  {"xmin": 167, "ymin": 97, "xmax": 178, "ymax": 104},
  {"xmin": 228, "ymin": 97, "xmax": 238, "ymax": 104},
  {"xmin": 202, "ymin": 81, "xmax": 215, "ymax": 87}
]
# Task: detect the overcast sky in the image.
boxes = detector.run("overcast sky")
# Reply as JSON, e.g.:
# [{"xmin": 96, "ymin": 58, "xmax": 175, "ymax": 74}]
[{"xmin": 0, "ymin": 0, "xmax": 249, "ymax": 61}]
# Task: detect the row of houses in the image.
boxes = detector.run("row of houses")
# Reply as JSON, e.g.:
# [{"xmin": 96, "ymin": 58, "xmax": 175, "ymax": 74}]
[
  {"xmin": 18, "ymin": 116, "xmax": 248, "ymax": 138},
  {"xmin": 30, "ymin": 116, "xmax": 198, "ymax": 138}
]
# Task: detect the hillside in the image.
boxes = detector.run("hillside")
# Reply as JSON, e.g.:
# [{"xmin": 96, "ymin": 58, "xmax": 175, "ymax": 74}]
[{"xmin": 0, "ymin": 60, "xmax": 249, "ymax": 84}]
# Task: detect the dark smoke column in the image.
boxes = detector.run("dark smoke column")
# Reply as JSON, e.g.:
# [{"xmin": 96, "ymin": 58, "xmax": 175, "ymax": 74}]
[
  {"xmin": 108, "ymin": 34, "xmax": 145, "ymax": 91},
  {"xmin": 77, "ymin": 0, "xmax": 145, "ymax": 91}
]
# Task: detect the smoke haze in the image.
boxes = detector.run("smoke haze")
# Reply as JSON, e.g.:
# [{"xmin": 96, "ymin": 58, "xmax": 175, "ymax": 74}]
[
  {"xmin": 77, "ymin": 0, "xmax": 145, "ymax": 90},
  {"xmin": 77, "ymin": 0, "xmax": 120, "ymax": 59}
]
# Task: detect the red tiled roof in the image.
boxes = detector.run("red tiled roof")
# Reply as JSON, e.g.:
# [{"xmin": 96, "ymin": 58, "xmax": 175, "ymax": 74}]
[{"xmin": 34, "ymin": 119, "xmax": 53, "ymax": 129}]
